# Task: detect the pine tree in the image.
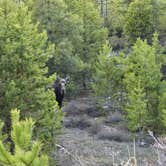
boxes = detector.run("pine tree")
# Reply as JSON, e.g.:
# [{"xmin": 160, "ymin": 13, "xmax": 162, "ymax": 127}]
[
  {"xmin": 31, "ymin": 0, "xmax": 108, "ymax": 90},
  {"xmin": 93, "ymin": 34, "xmax": 166, "ymax": 134},
  {"xmin": 106, "ymin": 0, "xmax": 127, "ymax": 35},
  {"xmin": 124, "ymin": 76, "xmax": 148, "ymax": 132},
  {"xmin": 0, "ymin": 109, "xmax": 48, "ymax": 166},
  {"xmin": 64, "ymin": 0, "xmax": 108, "ymax": 88},
  {"xmin": 158, "ymin": 0, "xmax": 166, "ymax": 49},
  {"xmin": 29, "ymin": 0, "xmax": 87, "ymax": 95},
  {"xmin": 31, "ymin": 0, "xmax": 83, "ymax": 76},
  {"xmin": 0, "ymin": 0, "xmax": 62, "ymax": 156},
  {"xmin": 124, "ymin": 37, "xmax": 166, "ymax": 133},
  {"xmin": 92, "ymin": 43, "xmax": 125, "ymax": 111},
  {"xmin": 124, "ymin": 0, "xmax": 158, "ymax": 44}
]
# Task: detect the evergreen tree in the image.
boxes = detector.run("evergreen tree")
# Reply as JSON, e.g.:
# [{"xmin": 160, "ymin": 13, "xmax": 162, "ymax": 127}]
[
  {"xmin": 158, "ymin": 0, "xmax": 166, "ymax": 50},
  {"xmin": 0, "ymin": 109, "xmax": 48, "ymax": 166},
  {"xmin": 106, "ymin": 0, "xmax": 127, "ymax": 36},
  {"xmin": 93, "ymin": 34, "xmax": 166, "ymax": 134},
  {"xmin": 124, "ymin": 0, "xmax": 158, "ymax": 44},
  {"xmin": 124, "ymin": 36, "xmax": 166, "ymax": 133},
  {"xmin": 0, "ymin": 0, "xmax": 62, "ymax": 157},
  {"xmin": 124, "ymin": 75, "xmax": 148, "ymax": 132},
  {"xmin": 96, "ymin": 0, "xmax": 128, "ymax": 51},
  {"xmin": 93, "ymin": 43, "xmax": 125, "ymax": 111},
  {"xmin": 31, "ymin": 0, "xmax": 108, "ymax": 90},
  {"xmin": 31, "ymin": 0, "xmax": 83, "ymax": 75},
  {"xmin": 64, "ymin": 0, "xmax": 108, "ymax": 88},
  {"xmin": 30, "ymin": 0, "xmax": 87, "ymax": 95}
]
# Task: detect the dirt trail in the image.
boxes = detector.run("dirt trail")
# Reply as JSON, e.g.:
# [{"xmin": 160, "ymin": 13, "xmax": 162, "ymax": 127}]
[{"xmin": 55, "ymin": 97, "xmax": 160, "ymax": 166}]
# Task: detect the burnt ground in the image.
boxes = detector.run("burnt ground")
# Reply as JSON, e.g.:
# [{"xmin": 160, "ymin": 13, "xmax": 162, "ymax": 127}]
[{"xmin": 55, "ymin": 97, "xmax": 166, "ymax": 166}]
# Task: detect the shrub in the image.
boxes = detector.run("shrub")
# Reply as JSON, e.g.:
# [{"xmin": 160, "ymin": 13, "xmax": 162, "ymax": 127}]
[
  {"xmin": 64, "ymin": 115, "xmax": 92, "ymax": 129},
  {"xmin": 105, "ymin": 112, "xmax": 124, "ymax": 124},
  {"xmin": 97, "ymin": 128, "xmax": 130, "ymax": 142},
  {"xmin": 109, "ymin": 36, "xmax": 127, "ymax": 51},
  {"xmin": 88, "ymin": 121, "xmax": 103, "ymax": 135},
  {"xmin": 62, "ymin": 101, "xmax": 86, "ymax": 116}
]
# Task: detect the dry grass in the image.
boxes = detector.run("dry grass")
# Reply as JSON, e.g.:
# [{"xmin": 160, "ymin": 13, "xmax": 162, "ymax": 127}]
[
  {"xmin": 148, "ymin": 130, "xmax": 166, "ymax": 165},
  {"xmin": 56, "ymin": 144, "xmax": 85, "ymax": 166},
  {"xmin": 88, "ymin": 121, "xmax": 103, "ymax": 135},
  {"xmin": 97, "ymin": 127, "xmax": 131, "ymax": 142},
  {"xmin": 122, "ymin": 131, "xmax": 166, "ymax": 166},
  {"xmin": 105, "ymin": 112, "xmax": 124, "ymax": 124},
  {"xmin": 59, "ymin": 98, "xmax": 160, "ymax": 166},
  {"xmin": 56, "ymin": 143, "xmax": 138, "ymax": 166},
  {"xmin": 63, "ymin": 115, "xmax": 92, "ymax": 129},
  {"xmin": 56, "ymin": 139, "xmax": 138, "ymax": 166}
]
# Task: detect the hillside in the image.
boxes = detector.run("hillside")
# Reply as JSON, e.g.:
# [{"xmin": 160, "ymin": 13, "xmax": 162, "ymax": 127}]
[{"xmin": 55, "ymin": 97, "xmax": 166, "ymax": 166}]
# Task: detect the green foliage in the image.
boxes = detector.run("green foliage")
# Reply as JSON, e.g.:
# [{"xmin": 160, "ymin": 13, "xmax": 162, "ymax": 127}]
[
  {"xmin": 125, "ymin": 80, "xmax": 147, "ymax": 132},
  {"xmin": 67, "ymin": 0, "xmax": 108, "ymax": 63},
  {"xmin": 31, "ymin": 0, "xmax": 86, "ymax": 94},
  {"xmin": 32, "ymin": 0, "xmax": 107, "ymax": 90},
  {"xmin": 98, "ymin": 0, "xmax": 165, "ymax": 50},
  {"xmin": 124, "ymin": 36, "xmax": 166, "ymax": 133},
  {"xmin": 67, "ymin": 0, "xmax": 108, "ymax": 88},
  {"xmin": 93, "ymin": 34, "xmax": 166, "ymax": 134},
  {"xmin": 0, "ymin": 0, "xmax": 62, "ymax": 157},
  {"xmin": 124, "ymin": 0, "xmax": 159, "ymax": 44},
  {"xmin": 31, "ymin": 0, "xmax": 83, "ymax": 73},
  {"xmin": 92, "ymin": 43, "xmax": 125, "ymax": 111},
  {"xmin": 106, "ymin": 0, "xmax": 127, "ymax": 36},
  {"xmin": 101, "ymin": 0, "xmax": 128, "ymax": 50},
  {"xmin": 158, "ymin": 0, "xmax": 166, "ymax": 50},
  {"xmin": 0, "ymin": 109, "xmax": 48, "ymax": 166},
  {"xmin": 66, "ymin": 80, "xmax": 80, "ymax": 98}
]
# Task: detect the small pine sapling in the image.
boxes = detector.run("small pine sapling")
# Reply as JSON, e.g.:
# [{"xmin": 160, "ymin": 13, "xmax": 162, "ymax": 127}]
[{"xmin": 0, "ymin": 109, "xmax": 48, "ymax": 166}]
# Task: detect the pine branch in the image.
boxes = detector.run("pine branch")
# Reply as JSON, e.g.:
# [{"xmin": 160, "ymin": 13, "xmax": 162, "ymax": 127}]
[{"xmin": 0, "ymin": 141, "xmax": 14, "ymax": 165}]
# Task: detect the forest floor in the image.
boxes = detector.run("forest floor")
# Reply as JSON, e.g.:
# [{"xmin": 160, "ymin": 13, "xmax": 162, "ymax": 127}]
[{"xmin": 55, "ymin": 97, "xmax": 166, "ymax": 166}]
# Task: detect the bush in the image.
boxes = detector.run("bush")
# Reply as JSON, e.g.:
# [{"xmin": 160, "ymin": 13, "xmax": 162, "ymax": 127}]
[
  {"xmin": 109, "ymin": 36, "xmax": 127, "ymax": 51},
  {"xmin": 64, "ymin": 115, "xmax": 92, "ymax": 129},
  {"xmin": 97, "ymin": 128, "xmax": 130, "ymax": 142},
  {"xmin": 66, "ymin": 80, "xmax": 80, "ymax": 99},
  {"xmin": 63, "ymin": 100, "xmax": 102, "ymax": 117},
  {"xmin": 105, "ymin": 112, "xmax": 124, "ymax": 124},
  {"xmin": 63, "ymin": 101, "xmax": 91, "ymax": 116},
  {"xmin": 88, "ymin": 121, "xmax": 103, "ymax": 135}
]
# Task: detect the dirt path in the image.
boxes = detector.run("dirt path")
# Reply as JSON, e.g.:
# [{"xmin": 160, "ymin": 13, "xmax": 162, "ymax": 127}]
[{"xmin": 55, "ymin": 97, "xmax": 160, "ymax": 166}]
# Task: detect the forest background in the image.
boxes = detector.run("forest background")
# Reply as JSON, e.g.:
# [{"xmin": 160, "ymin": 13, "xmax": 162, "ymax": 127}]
[{"xmin": 0, "ymin": 0, "xmax": 165, "ymax": 165}]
